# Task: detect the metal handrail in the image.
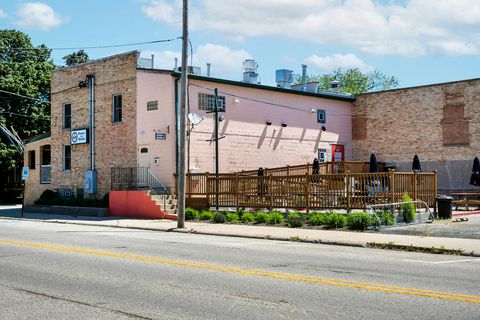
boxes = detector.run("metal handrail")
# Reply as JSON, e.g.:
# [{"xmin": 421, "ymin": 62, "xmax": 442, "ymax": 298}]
[{"xmin": 366, "ymin": 200, "xmax": 434, "ymax": 231}]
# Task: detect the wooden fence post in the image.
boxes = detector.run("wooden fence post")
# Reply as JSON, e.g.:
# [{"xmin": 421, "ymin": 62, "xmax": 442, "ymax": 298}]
[
  {"xmin": 235, "ymin": 174, "xmax": 239, "ymax": 212},
  {"xmin": 389, "ymin": 169, "xmax": 395, "ymax": 204},
  {"xmin": 269, "ymin": 174, "xmax": 273, "ymax": 210},
  {"xmin": 287, "ymin": 165, "xmax": 290, "ymax": 176},
  {"xmin": 413, "ymin": 170, "xmax": 418, "ymax": 200},
  {"xmin": 206, "ymin": 172, "xmax": 210, "ymax": 207},
  {"xmin": 305, "ymin": 173, "xmax": 310, "ymax": 213},
  {"xmin": 346, "ymin": 172, "xmax": 351, "ymax": 212}
]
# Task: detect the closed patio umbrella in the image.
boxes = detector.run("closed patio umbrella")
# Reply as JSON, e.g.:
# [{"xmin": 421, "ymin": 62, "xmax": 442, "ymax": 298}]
[
  {"xmin": 412, "ymin": 154, "xmax": 421, "ymax": 172},
  {"xmin": 369, "ymin": 152, "xmax": 378, "ymax": 173},
  {"xmin": 469, "ymin": 157, "xmax": 480, "ymax": 187}
]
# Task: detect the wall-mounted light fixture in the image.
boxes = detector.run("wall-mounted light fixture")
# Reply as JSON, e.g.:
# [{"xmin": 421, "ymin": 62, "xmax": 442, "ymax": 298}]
[
  {"xmin": 281, "ymin": 123, "xmax": 288, "ymax": 127},
  {"xmin": 311, "ymin": 108, "xmax": 316, "ymax": 113},
  {"xmin": 233, "ymin": 98, "xmax": 240, "ymax": 105},
  {"xmin": 321, "ymin": 126, "xmax": 326, "ymax": 131},
  {"xmin": 266, "ymin": 121, "xmax": 272, "ymax": 126},
  {"xmin": 218, "ymin": 115, "xmax": 225, "ymax": 122}
]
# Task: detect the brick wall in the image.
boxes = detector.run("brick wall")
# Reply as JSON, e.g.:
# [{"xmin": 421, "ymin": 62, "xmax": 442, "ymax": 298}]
[
  {"xmin": 353, "ymin": 78, "xmax": 480, "ymax": 190},
  {"xmin": 23, "ymin": 136, "xmax": 52, "ymax": 205},
  {"xmin": 49, "ymin": 51, "xmax": 138, "ymax": 198}
]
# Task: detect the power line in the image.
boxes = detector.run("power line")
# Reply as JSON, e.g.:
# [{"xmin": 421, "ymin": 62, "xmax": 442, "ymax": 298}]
[
  {"xmin": 0, "ymin": 89, "xmax": 50, "ymax": 104},
  {"xmin": 0, "ymin": 37, "xmax": 182, "ymax": 51}
]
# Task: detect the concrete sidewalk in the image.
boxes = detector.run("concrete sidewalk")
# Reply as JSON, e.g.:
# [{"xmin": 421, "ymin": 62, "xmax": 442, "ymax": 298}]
[{"xmin": 1, "ymin": 205, "xmax": 479, "ymax": 257}]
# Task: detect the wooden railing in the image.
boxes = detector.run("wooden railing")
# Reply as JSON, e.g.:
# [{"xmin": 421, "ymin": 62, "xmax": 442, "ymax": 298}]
[
  {"xmin": 177, "ymin": 170, "xmax": 437, "ymax": 211},
  {"xmin": 231, "ymin": 161, "xmax": 385, "ymax": 176}
]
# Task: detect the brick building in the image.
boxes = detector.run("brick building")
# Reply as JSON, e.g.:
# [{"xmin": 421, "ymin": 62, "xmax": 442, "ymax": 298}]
[
  {"xmin": 353, "ymin": 78, "xmax": 480, "ymax": 191},
  {"xmin": 24, "ymin": 51, "xmax": 354, "ymax": 205}
]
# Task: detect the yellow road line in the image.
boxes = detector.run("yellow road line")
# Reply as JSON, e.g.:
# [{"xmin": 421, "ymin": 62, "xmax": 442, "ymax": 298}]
[{"xmin": 1, "ymin": 239, "xmax": 479, "ymax": 304}]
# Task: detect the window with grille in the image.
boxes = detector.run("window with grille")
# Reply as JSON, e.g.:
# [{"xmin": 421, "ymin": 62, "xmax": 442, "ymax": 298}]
[
  {"xmin": 63, "ymin": 103, "xmax": 71, "ymax": 129},
  {"xmin": 112, "ymin": 94, "xmax": 122, "ymax": 123},
  {"xmin": 318, "ymin": 149, "xmax": 327, "ymax": 163},
  {"xmin": 198, "ymin": 93, "xmax": 225, "ymax": 112},
  {"xmin": 147, "ymin": 100, "xmax": 158, "ymax": 111},
  {"xmin": 64, "ymin": 145, "xmax": 71, "ymax": 171}
]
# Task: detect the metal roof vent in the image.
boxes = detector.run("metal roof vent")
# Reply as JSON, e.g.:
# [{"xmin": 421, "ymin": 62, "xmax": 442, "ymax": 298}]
[
  {"xmin": 242, "ymin": 59, "xmax": 258, "ymax": 84},
  {"xmin": 276, "ymin": 69, "xmax": 293, "ymax": 89},
  {"xmin": 330, "ymin": 80, "xmax": 340, "ymax": 92}
]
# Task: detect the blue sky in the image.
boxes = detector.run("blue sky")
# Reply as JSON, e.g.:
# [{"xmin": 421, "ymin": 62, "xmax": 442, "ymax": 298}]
[{"xmin": 1, "ymin": 0, "xmax": 480, "ymax": 89}]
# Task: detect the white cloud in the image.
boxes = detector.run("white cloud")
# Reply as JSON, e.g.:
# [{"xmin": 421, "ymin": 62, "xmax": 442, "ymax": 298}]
[
  {"xmin": 142, "ymin": 0, "xmax": 480, "ymax": 57},
  {"xmin": 0, "ymin": 9, "xmax": 6, "ymax": 19},
  {"xmin": 16, "ymin": 2, "xmax": 62, "ymax": 30},
  {"xmin": 142, "ymin": 0, "xmax": 181, "ymax": 24},
  {"xmin": 305, "ymin": 54, "xmax": 374, "ymax": 73},
  {"xmin": 140, "ymin": 44, "xmax": 251, "ymax": 78}
]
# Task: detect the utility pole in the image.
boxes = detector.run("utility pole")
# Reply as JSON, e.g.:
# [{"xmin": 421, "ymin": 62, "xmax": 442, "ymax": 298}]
[
  {"xmin": 177, "ymin": 0, "xmax": 188, "ymax": 228},
  {"xmin": 214, "ymin": 88, "xmax": 219, "ymax": 211}
]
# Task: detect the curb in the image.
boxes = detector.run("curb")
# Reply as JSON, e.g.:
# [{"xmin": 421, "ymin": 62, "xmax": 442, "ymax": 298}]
[
  {"xmin": 1, "ymin": 216, "xmax": 478, "ymax": 257},
  {"xmin": 452, "ymin": 211, "xmax": 480, "ymax": 217}
]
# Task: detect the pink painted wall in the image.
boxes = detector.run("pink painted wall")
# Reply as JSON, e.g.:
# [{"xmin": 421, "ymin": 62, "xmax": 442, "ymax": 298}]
[
  {"xmin": 136, "ymin": 70, "xmax": 177, "ymax": 189},
  {"xmin": 187, "ymin": 79, "xmax": 353, "ymax": 173},
  {"xmin": 136, "ymin": 71, "xmax": 353, "ymax": 186}
]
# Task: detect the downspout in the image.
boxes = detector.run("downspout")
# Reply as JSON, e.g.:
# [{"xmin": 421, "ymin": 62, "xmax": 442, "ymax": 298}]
[{"xmin": 87, "ymin": 74, "xmax": 95, "ymax": 170}]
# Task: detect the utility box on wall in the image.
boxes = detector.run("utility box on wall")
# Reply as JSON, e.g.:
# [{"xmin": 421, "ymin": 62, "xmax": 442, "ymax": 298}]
[{"xmin": 84, "ymin": 170, "xmax": 97, "ymax": 194}]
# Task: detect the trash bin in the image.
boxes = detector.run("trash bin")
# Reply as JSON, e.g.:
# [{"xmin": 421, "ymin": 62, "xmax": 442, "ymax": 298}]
[{"xmin": 436, "ymin": 195, "xmax": 453, "ymax": 219}]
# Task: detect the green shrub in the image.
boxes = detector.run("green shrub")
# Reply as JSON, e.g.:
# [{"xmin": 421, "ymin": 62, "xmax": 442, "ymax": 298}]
[
  {"xmin": 102, "ymin": 192, "xmax": 109, "ymax": 207},
  {"xmin": 241, "ymin": 212, "xmax": 255, "ymax": 223},
  {"xmin": 185, "ymin": 207, "xmax": 199, "ymax": 220},
  {"xmin": 213, "ymin": 211, "xmax": 226, "ymax": 223},
  {"xmin": 254, "ymin": 212, "xmax": 268, "ymax": 224},
  {"xmin": 346, "ymin": 212, "xmax": 370, "ymax": 230},
  {"xmin": 380, "ymin": 210, "xmax": 395, "ymax": 226},
  {"xmin": 308, "ymin": 212, "xmax": 328, "ymax": 226},
  {"xmin": 198, "ymin": 210, "xmax": 214, "ymax": 221},
  {"xmin": 402, "ymin": 193, "xmax": 416, "ymax": 223},
  {"xmin": 325, "ymin": 213, "xmax": 347, "ymax": 229},
  {"xmin": 226, "ymin": 212, "xmax": 239, "ymax": 223},
  {"xmin": 266, "ymin": 211, "xmax": 285, "ymax": 224},
  {"xmin": 287, "ymin": 212, "xmax": 305, "ymax": 228},
  {"xmin": 35, "ymin": 189, "xmax": 59, "ymax": 205}
]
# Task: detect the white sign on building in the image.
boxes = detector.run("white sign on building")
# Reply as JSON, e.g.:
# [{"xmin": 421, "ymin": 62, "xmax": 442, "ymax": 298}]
[{"xmin": 70, "ymin": 128, "xmax": 88, "ymax": 145}]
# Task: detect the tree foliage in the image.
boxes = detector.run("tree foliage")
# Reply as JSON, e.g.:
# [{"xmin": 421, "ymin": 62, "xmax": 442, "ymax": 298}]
[
  {"xmin": 63, "ymin": 49, "xmax": 89, "ymax": 66},
  {"xmin": 296, "ymin": 68, "xmax": 399, "ymax": 95},
  {"xmin": 0, "ymin": 29, "xmax": 53, "ymax": 172}
]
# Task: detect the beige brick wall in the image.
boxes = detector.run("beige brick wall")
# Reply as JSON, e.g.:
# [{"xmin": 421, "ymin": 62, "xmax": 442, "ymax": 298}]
[
  {"xmin": 49, "ymin": 51, "xmax": 138, "ymax": 198},
  {"xmin": 23, "ymin": 136, "xmax": 52, "ymax": 205},
  {"xmin": 353, "ymin": 79, "xmax": 480, "ymax": 190},
  {"xmin": 353, "ymin": 79, "xmax": 480, "ymax": 163}
]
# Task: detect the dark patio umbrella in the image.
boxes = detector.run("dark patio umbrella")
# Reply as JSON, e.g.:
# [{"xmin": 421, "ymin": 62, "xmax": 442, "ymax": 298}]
[
  {"xmin": 369, "ymin": 152, "xmax": 378, "ymax": 173},
  {"xmin": 469, "ymin": 157, "xmax": 480, "ymax": 186},
  {"xmin": 412, "ymin": 154, "xmax": 421, "ymax": 172}
]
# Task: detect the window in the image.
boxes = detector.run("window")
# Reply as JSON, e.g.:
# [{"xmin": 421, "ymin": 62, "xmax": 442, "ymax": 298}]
[
  {"xmin": 140, "ymin": 147, "xmax": 148, "ymax": 153},
  {"xmin": 64, "ymin": 145, "xmax": 71, "ymax": 171},
  {"xmin": 28, "ymin": 150, "xmax": 36, "ymax": 169},
  {"xmin": 147, "ymin": 100, "xmax": 158, "ymax": 111},
  {"xmin": 318, "ymin": 149, "xmax": 327, "ymax": 163},
  {"xmin": 198, "ymin": 93, "xmax": 225, "ymax": 112},
  {"xmin": 63, "ymin": 103, "xmax": 71, "ymax": 129},
  {"xmin": 317, "ymin": 109, "xmax": 326, "ymax": 124},
  {"xmin": 112, "ymin": 94, "xmax": 122, "ymax": 123}
]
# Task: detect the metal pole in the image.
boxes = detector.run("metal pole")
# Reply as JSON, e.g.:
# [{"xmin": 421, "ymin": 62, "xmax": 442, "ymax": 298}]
[
  {"xmin": 21, "ymin": 181, "xmax": 25, "ymax": 218},
  {"xmin": 214, "ymin": 88, "xmax": 219, "ymax": 211},
  {"xmin": 177, "ymin": 0, "xmax": 188, "ymax": 228}
]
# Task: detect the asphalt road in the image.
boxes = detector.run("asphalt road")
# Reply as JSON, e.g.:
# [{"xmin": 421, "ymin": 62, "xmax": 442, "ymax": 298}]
[{"xmin": 0, "ymin": 220, "xmax": 479, "ymax": 320}]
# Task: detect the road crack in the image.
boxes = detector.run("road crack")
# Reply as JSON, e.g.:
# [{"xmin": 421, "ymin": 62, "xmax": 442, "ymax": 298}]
[{"xmin": 6, "ymin": 285, "xmax": 156, "ymax": 320}]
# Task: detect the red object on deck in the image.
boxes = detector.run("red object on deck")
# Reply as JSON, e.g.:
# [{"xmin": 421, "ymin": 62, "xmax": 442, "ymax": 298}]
[{"xmin": 109, "ymin": 191, "xmax": 176, "ymax": 220}]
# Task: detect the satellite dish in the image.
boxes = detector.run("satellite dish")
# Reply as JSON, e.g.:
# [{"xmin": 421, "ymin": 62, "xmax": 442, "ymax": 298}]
[{"xmin": 188, "ymin": 113, "xmax": 204, "ymax": 125}]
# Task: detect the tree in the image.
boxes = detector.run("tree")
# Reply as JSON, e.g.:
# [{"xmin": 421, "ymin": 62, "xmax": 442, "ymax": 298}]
[
  {"xmin": 63, "ymin": 49, "xmax": 89, "ymax": 66},
  {"xmin": 0, "ymin": 29, "xmax": 53, "ymax": 174},
  {"xmin": 296, "ymin": 68, "xmax": 399, "ymax": 95}
]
